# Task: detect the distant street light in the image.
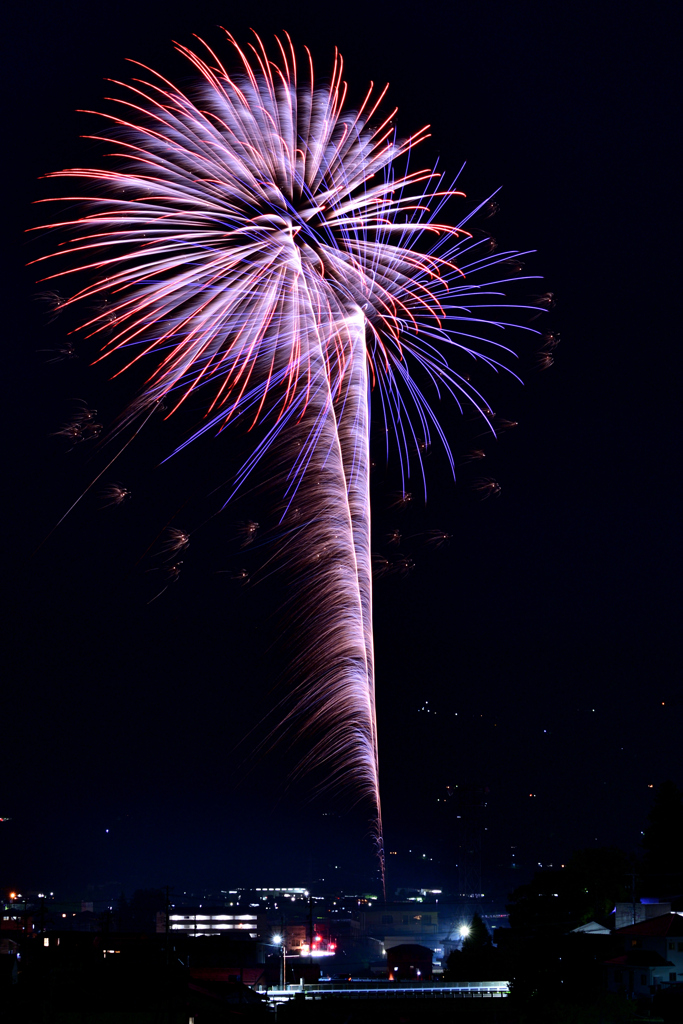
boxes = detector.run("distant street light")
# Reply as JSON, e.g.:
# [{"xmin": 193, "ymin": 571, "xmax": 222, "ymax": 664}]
[{"xmin": 269, "ymin": 934, "xmax": 286, "ymax": 989}]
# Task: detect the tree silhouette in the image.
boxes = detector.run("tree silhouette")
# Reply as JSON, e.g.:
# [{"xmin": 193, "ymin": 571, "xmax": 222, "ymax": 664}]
[
  {"xmin": 642, "ymin": 780, "xmax": 683, "ymax": 894},
  {"xmin": 462, "ymin": 913, "xmax": 491, "ymax": 953},
  {"xmin": 507, "ymin": 847, "xmax": 630, "ymax": 934}
]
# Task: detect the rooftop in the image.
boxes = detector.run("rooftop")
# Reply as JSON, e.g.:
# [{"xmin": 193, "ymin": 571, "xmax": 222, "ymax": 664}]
[{"xmin": 615, "ymin": 913, "xmax": 683, "ymax": 938}]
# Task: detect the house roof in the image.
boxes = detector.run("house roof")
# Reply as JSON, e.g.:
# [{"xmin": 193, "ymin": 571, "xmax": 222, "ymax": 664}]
[
  {"xmin": 615, "ymin": 913, "xmax": 683, "ymax": 937},
  {"xmin": 571, "ymin": 920, "xmax": 612, "ymax": 935},
  {"xmin": 385, "ymin": 943, "xmax": 434, "ymax": 957},
  {"xmin": 605, "ymin": 951, "xmax": 673, "ymax": 967}
]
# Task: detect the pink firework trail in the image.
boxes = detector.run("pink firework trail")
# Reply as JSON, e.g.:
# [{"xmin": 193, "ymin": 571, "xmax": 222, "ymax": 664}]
[{"xmin": 32, "ymin": 31, "xmax": 541, "ymax": 891}]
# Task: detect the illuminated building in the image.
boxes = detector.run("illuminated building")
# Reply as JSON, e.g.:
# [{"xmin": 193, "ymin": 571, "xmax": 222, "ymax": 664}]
[
  {"xmin": 360, "ymin": 904, "xmax": 439, "ymax": 952},
  {"xmin": 283, "ymin": 922, "xmax": 337, "ymax": 956},
  {"xmin": 163, "ymin": 909, "xmax": 262, "ymax": 938}
]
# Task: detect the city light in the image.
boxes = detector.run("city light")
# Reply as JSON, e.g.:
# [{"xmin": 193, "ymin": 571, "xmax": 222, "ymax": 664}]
[
  {"xmin": 301, "ymin": 945, "xmax": 336, "ymax": 957},
  {"xmin": 459, "ymin": 925, "xmax": 471, "ymax": 938}
]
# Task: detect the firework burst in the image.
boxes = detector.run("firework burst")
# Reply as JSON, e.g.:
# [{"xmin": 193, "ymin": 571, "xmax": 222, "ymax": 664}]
[{"xmin": 32, "ymin": 30, "xmax": 541, "ymax": 888}]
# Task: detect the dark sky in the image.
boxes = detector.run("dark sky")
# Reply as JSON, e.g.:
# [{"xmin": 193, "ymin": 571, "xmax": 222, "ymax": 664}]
[{"xmin": 3, "ymin": 0, "xmax": 680, "ymax": 900}]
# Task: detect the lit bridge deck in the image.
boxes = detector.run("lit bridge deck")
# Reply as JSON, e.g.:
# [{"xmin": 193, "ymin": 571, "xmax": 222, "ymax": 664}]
[{"xmin": 267, "ymin": 981, "xmax": 509, "ymax": 1003}]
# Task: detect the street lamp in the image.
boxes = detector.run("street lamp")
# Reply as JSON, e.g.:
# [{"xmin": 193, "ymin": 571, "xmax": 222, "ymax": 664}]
[{"xmin": 272, "ymin": 934, "xmax": 286, "ymax": 989}]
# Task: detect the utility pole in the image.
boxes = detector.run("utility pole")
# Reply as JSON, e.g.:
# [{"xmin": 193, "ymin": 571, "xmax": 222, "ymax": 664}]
[
  {"xmin": 454, "ymin": 782, "xmax": 486, "ymax": 914},
  {"xmin": 164, "ymin": 886, "xmax": 171, "ymax": 965},
  {"xmin": 626, "ymin": 864, "xmax": 638, "ymax": 925},
  {"xmin": 280, "ymin": 913, "xmax": 286, "ymax": 989},
  {"xmin": 164, "ymin": 886, "xmax": 172, "ymax": 1024}
]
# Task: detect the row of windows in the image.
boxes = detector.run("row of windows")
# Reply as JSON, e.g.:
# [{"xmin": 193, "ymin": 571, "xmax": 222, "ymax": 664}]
[
  {"xmin": 614, "ymin": 971, "xmax": 679, "ymax": 984},
  {"xmin": 171, "ymin": 922, "xmax": 253, "ymax": 930},
  {"xmin": 378, "ymin": 921, "xmax": 432, "ymax": 929},
  {"xmin": 632, "ymin": 939, "xmax": 683, "ymax": 952},
  {"xmin": 183, "ymin": 933, "xmax": 256, "ymax": 939},
  {"xmin": 168, "ymin": 914, "xmax": 256, "ymax": 922},
  {"xmin": 614, "ymin": 972, "xmax": 648, "ymax": 984}
]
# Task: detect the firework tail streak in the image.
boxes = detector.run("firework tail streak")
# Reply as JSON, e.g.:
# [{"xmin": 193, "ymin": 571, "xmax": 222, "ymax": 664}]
[{"xmin": 31, "ymin": 30, "xmax": 541, "ymax": 891}]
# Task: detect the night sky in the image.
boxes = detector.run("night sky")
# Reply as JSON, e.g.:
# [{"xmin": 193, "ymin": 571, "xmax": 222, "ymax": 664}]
[{"xmin": 3, "ymin": 0, "xmax": 680, "ymax": 899}]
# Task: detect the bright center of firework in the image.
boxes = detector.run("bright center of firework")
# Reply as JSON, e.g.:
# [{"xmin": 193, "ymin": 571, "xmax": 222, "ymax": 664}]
[{"xmin": 252, "ymin": 212, "xmax": 302, "ymax": 239}]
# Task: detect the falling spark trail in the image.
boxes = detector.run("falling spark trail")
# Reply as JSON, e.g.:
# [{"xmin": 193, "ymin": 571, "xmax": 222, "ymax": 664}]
[{"xmin": 32, "ymin": 401, "xmax": 160, "ymax": 557}]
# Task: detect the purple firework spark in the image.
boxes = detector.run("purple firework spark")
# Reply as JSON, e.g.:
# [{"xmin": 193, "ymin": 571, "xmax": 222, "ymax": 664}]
[{"xmin": 32, "ymin": 30, "xmax": 540, "ymax": 888}]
